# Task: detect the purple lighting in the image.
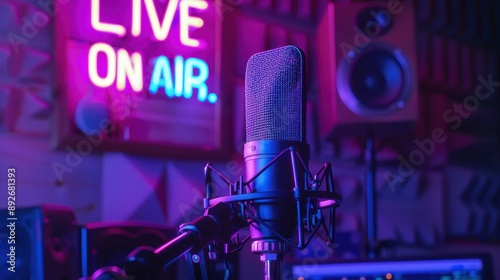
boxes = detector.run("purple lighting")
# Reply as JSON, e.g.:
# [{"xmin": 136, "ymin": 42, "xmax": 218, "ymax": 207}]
[
  {"xmin": 54, "ymin": 0, "xmax": 227, "ymax": 157},
  {"xmin": 292, "ymin": 258, "xmax": 484, "ymax": 277}
]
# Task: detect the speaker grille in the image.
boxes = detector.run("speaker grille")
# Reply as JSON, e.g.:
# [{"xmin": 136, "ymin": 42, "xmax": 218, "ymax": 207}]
[
  {"xmin": 245, "ymin": 45, "xmax": 306, "ymax": 142},
  {"xmin": 337, "ymin": 43, "xmax": 413, "ymax": 117},
  {"xmin": 349, "ymin": 48, "xmax": 406, "ymax": 109}
]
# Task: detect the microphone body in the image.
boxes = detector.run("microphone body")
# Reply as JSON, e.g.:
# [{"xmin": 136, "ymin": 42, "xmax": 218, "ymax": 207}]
[{"xmin": 244, "ymin": 140, "xmax": 309, "ymax": 253}]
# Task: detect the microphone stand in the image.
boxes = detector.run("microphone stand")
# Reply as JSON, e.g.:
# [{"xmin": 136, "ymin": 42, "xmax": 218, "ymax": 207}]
[
  {"xmin": 117, "ymin": 202, "xmax": 243, "ymax": 280},
  {"xmin": 365, "ymin": 134, "xmax": 377, "ymax": 259},
  {"xmin": 92, "ymin": 146, "xmax": 341, "ymax": 280},
  {"xmin": 260, "ymin": 253, "xmax": 282, "ymax": 280}
]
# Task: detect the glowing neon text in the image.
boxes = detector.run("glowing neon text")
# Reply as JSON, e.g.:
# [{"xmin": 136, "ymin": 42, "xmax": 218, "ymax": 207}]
[
  {"xmin": 88, "ymin": 0, "xmax": 217, "ymax": 103},
  {"xmin": 88, "ymin": 43, "xmax": 217, "ymax": 103},
  {"xmin": 91, "ymin": 0, "xmax": 208, "ymax": 46},
  {"xmin": 149, "ymin": 56, "xmax": 217, "ymax": 103}
]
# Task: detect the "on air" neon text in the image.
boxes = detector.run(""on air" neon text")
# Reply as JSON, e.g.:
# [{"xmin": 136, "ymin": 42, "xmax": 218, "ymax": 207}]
[{"xmin": 87, "ymin": 44, "xmax": 217, "ymax": 103}]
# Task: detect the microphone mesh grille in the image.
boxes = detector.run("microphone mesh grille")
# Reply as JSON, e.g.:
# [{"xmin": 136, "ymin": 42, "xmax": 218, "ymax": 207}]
[{"xmin": 245, "ymin": 46, "xmax": 306, "ymax": 142}]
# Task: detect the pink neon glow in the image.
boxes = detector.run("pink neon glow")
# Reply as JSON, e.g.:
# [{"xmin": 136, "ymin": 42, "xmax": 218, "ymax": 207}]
[
  {"xmin": 88, "ymin": 42, "xmax": 116, "ymax": 88},
  {"xmin": 63, "ymin": 0, "xmax": 221, "ymax": 148},
  {"xmin": 88, "ymin": 0, "xmax": 207, "ymax": 46},
  {"xmin": 117, "ymin": 49, "xmax": 143, "ymax": 92},
  {"xmin": 131, "ymin": 0, "xmax": 141, "ymax": 36},
  {"xmin": 91, "ymin": 0, "xmax": 126, "ymax": 36},
  {"xmin": 180, "ymin": 0, "xmax": 208, "ymax": 47},
  {"xmin": 88, "ymin": 43, "xmax": 144, "ymax": 91},
  {"xmin": 144, "ymin": 0, "xmax": 179, "ymax": 41}
]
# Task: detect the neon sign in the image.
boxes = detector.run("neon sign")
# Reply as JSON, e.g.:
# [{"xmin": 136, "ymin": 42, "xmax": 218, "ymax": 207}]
[
  {"xmin": 55, "ymin": 0, "xmax": 226, "ymax": 156},
  {"xmin": 87, "ymin": 0, "xmax": 217, "ymax": 103}
]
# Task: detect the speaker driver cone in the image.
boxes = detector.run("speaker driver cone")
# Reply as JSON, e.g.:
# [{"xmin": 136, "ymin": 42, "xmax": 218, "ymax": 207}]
[{"xmin": 337, "ymin": 44, "xmax": 413, "ymax": 116}]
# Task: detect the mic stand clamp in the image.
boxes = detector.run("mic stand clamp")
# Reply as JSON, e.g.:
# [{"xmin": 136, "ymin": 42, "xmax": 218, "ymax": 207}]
[
  {"xmin": 204, "ymin": 145, "xmax": 342, "ymax": 280},
  {"xmin": 181, "ymin": 202, "xmax": 243, "ymax": 280}
]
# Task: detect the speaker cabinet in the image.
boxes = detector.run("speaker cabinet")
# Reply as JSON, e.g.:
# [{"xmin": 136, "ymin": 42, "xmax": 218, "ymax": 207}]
[
  {"xmin": 0, "ymin": 205, "xmax": 79, "ymax": 280},
  {"xmin": 81, "ymin": 222, "xmax": 177, "ymax": 279},
  {"xmin": 317, "ymin": 1, "xmax": 418, "ymax": 138}
]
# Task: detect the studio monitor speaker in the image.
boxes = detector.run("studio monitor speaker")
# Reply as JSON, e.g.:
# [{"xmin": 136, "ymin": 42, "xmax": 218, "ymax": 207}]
[
  {"xmin": 317, "ymin": 0, "xmax": 418, "ymax": 138},
  {"xmin": 81, "ymin": 222, "xmax": 177, "ymax": 279},
  {"xmin": 0, "ymin": 205, "xmax": 80, "ymax": 280}
]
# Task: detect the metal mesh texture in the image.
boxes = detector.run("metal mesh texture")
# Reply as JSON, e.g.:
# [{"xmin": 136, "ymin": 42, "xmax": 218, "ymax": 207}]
[{"xmin": 245, "ymin": 45, "xmax": 306, "ymax": 142}]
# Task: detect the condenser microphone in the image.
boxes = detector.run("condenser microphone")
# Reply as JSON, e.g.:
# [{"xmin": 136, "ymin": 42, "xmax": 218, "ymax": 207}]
[
  {"xmin": 244, "ymin": 45, "xmax": 308, "ymax": 279},
  {"xmin": 90, "ymin": 46, "xmax": 341, "ymax": 280}
]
